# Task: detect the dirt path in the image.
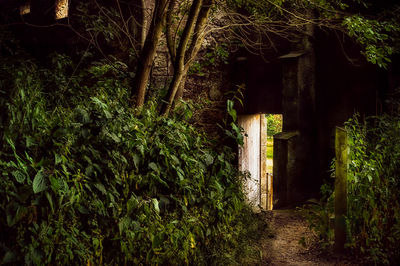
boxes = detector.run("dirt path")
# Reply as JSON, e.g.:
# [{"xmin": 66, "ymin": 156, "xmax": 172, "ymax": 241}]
[{"xmin": 259, "ymin": 210, "xmax": 360, "ymax": 265}]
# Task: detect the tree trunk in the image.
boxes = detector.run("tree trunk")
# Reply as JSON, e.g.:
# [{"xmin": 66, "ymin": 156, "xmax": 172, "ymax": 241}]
[
  {"xmin": 162, "ymin": 70, "xmax": 186, "ymax": 114},
  {"xmin": 172, "ymin": 73, "xmax": 187, "ymax": 109},
  {"xmin": 132, "ymin": 0, "xmax": 168, "ymax": 108},
  {"xmin": 161, "ymin": 0, "xmax": 213, "ymax": 115},
  {"xmin": 139, "ymin": 0, "xmax": 147, "ymax": 50}
]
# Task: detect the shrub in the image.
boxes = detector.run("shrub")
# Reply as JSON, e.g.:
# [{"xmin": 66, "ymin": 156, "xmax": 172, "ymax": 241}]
[
  {"xmin": 302, "ymin": 113, "xmax": 400, "ymax": 264},
  {"xmin": 0, "ymin": 53, "xmax": 252, "ymax": 265}
]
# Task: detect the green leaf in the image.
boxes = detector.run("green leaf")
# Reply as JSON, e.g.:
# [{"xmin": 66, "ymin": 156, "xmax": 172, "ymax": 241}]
[
  {"xmin": 137, "ymin": 144, "xmax": 145, "ymax": 156},
  {"xmin": 118, "ymin": 216, "xmax": 131, "ymax": 234},
  {"xmin": 229, "ymin": 108, "xmax": 237, "ymax": 122},
  {"xmin": 91, "ymin": 96, "xmax": 107, "ymax": 109},
  {"xmin": 133, "ymin": 154, "xmax": 140, "ymax": 169},
  {"xmin": 12, "ymin": 170, "xmax": 26, "ymax": 183},
  {"xmin": 149, "ymin": 162, "xmax": 159, "ymax": 172},
  {"xmin": 152, "ymin": 198, "xmax": 160, "ymax": 213},
  {"xmin": 95, "ymin": 183, "xmax": 107, "ymax": 195},
  {"xmin": 32, "ymin": 168, "xmax": 47, "ymax": 194},
  {"xmin": 45, "ymin": 192, "xmax": 54, "ymax": 214},
  {"xmin": 171, "ymin": 155, "xmax": 180, "ymax": 165},
  {"xmin": 227, "ymin": 99, "xmax": 234, "ymax": 112},
  {"xmin": 54, "ymin": 153, "xmax": 63, "ymax": 165},
  {"xmin": 104, "ymin": 110, "xmax": 112, "ymax": 119},
  {"xmin": 127, "ymin": 196, "xmax": 139, "ymax": 214},
  {"xmin": 176, "ymin": 167, "xmax": 185, "ymax": 181},
  {"xmin": 109, "ymin": 133, "xmax": 120, "ymax": 143},
  {"xmin": 151, "ymin": 173, "xmax": 169, "ymax": 188},
  {"xmin": 5, "ymin": 137, "xmax": 15, "ymax": 151}
]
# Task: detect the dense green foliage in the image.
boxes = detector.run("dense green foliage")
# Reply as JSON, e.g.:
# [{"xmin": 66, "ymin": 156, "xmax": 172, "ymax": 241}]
[
  {"xmin": 302, "ymin": 113, "xmax": 400, "ymax": 264},
  {"xmin": 0, "ymin": 49, "xmax": 255, "ymax": 264},
  {"xmin": 266, "ymin": 114, "xmax": 282, "ymax": 138},
  {"xmin": 345, "ymin": 114, "xmax": 400, "ymax": 263},
  {"xmin": 344, "ymin": 14, "xmax": 400, "ymax": 68}
]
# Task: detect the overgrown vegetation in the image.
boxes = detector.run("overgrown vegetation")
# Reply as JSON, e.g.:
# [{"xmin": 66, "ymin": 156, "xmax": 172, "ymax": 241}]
[
  {"xmin": 1, "ymin": 0, "xmax": 400, "ymax": 264},
  {"xmin": 0, "ymin": 46, "xmax": 258, "ymax": 264},
  {"xmin": 301, "ymin": 113, "xmax": 400, "ymax": 264}
]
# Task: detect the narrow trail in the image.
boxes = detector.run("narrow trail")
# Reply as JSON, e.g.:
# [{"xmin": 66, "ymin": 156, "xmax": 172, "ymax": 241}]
[{"xmin": 259, "ymin": 210, "xmax": 360, "ymax": 265}]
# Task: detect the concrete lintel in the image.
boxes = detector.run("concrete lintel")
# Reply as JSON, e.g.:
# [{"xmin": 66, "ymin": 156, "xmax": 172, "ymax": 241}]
[{"xmin": 274, "ymin": 131, "xmax": 299, "ymax": 140}]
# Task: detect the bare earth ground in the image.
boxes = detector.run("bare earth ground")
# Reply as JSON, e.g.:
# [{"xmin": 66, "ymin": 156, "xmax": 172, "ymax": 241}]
[{"xmin": 259, "ymin": 210, "xmax": 362, "ymax": 266}]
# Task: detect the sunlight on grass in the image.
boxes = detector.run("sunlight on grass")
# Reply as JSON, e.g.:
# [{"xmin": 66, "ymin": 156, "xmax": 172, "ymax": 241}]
[
  {"xmin": 266, "ymin": 138, "xmax": 273, "ymax": 173},
  {"xmin": 267, "ymin": 139, "xmax": 273, "ymax": 159}
]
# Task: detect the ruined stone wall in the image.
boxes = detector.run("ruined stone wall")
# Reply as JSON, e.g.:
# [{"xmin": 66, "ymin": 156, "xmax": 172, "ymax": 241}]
[{"xmin": 151, "ymin": 46, "xmax": 232, "ymax": 139}]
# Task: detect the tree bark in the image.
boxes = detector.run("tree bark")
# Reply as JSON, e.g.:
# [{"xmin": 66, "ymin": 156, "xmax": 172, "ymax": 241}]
[
  {"xmin": 171, "ymin": 72, "xmax": 187, "ymax": 109},
  {"xmin": 132, "ymin": 0, "xmax": 169, "ymax": 108},
  {"xmin": 166, "ymin": 0, "xmax": 177, "ymax": 61}
]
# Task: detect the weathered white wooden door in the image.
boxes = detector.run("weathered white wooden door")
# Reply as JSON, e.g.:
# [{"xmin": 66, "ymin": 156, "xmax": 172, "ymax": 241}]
[{"xmin": 238, "ymin": 114, "xmax": 261, "ymax": 207}]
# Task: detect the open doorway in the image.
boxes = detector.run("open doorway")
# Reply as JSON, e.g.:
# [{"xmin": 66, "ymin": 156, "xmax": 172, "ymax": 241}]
[
  {"xmin": 265, "ymin": 114, "xmax": 283, "ymax": 175},
  {"xmin": 265, "ymin": 114, "xmax": 283, "ymax": 210}
]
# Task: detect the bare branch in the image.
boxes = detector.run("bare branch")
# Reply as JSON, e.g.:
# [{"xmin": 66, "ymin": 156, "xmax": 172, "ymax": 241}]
[{"xmin": 184, "ymin": 0, "xmax": 213, "ymax": 66}]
